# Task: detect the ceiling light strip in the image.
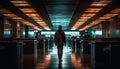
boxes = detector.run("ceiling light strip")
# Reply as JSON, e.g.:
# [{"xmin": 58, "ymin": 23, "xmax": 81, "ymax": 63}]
[
  {"xmin": 80, "ymin": 8, "xmax": 120, "ymax": 31},
  {"xmin": 10, "ymin": 0, "xmax": 51, "ymax": 30},
  {"xmin": 71, "ymin": 0, "xmax": 112, "ymax": 30},
  {"xmin": 2, "ymin": 9, "xmax": 41, "ymax": 30}
]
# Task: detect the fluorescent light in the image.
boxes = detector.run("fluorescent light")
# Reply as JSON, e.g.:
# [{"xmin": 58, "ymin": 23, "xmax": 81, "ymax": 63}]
[
  {"xmin": 10, "ymin": 0, "xmax": 50, "ymax": 30},
  {"xmin": 85, "ymin": 8, "xmax": 102, "ymax": 13},
  {"xmin": 19, "ymin": 8, "xmax": 36, "ymax": 13},
  {"xmin": 10, "ymin": 1, "xmax": 28, "ymax": 3},
  {"xmin": 110, "ymin": 8, "xmax": 120, "ymax": 14},
  {"xmin": 91, "ymin": 0, "xmax": 112, "ymax": 7},
  {"xmin": 82, "ymin": 13, "xmax": 96, "ymax": 17},
  {"xmin": 10, "ymin": 0, "xmax": 31, "ymax": 6},
  {"xmin": 0, "ymin": 9, "xmax": 11, "ymax": 13},
  {"xmin": 26, "ymin": 13, "xmax": 39, "ymax": 17}
]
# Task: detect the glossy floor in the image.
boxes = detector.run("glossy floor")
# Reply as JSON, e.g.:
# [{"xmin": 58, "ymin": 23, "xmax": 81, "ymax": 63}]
[{"xmin": 36, "ymin": 45, "xmax": 90, "ymax": 69}]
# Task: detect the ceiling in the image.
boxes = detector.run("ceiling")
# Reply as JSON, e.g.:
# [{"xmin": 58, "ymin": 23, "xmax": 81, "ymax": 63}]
[{"xmin": 0, "ymin": 0, "xmax": 120, "ymax": 31}]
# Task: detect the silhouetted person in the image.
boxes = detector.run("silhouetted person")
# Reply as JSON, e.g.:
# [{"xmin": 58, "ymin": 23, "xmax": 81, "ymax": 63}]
[
  {"xmin": 58, "ymin": 62, "xmax": 62, "ymax": 69},
  {"xmin": 84, "ymin": 32, "xmax": 90, "ymax": 40},
  {"xmin": 54, "ymin": 25, "xmax": 66, "ymax": 62}
]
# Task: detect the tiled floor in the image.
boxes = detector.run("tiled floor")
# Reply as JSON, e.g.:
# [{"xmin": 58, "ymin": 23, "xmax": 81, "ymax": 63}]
[{"xmin": 36, "ymin": 45, "xmax": 90, "ymax": 69}]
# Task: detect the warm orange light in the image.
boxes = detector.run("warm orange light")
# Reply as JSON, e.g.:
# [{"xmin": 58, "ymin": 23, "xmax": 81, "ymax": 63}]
[
  {"xmin": 0, "ymin": 9, "xmax": 11, "ymax": 13},
  {"xmin": 71, "ymin": 54, "xmax": 82, "ymax": 68},
  {"xmin": 71, "ymin": 13, "xmax": 95, "ymax": 30},
  {"xmin": 78, "ymin": 19, "xmax": 88, "ymax": 22},
  {"xmin": 10, "ymin": 1, "xmax": 28, "ymax": 4},
  {"xmin": 110, "ymin": 8, "xmax": 120, "ymax": 13},
  {"xmin": 3, "ymin": 14, "xmax": 23, "ymax": 20},
  {"xmin": 26, "ymin": 13, "xmax": 39, "ymax": 17},
  {"xmin": 22, "ymin": 21, "xmax": 32, "ymax": 25},
  {"xmin": 80, "ymin": 19, "xmax": 104, "ymax": 31},
  {"xmin": 85, "ymin": 8, "xmax": 102, "ymax": 13},
  {"xmin": 26, "ymin": 13, "xmax": 51, "ymax": 30},
  {"xmin": 19, "ymin": 8, "xmax": 36, "ymax": 13},
  {"xmin": 91, "ymin": 0, "xmax": 112, "ymax": 7},
  {"xmin": 32, "ymin": 17, "xmax": 42, "ymax": 20},
  {"xmin": 12, "ymin": 17, "xmax": 23, "ymax": 20},
  {"xmin": 79, "ymin": 16, "xmax": 91, "ymax": 19},
  {"xmin": 14, "ymin": 4, "xmax": 30, "ymax": 6},
  {"xmin": 34, "ymin": 20, "xmax": 43, "ymax": 22},
  {"xmin": 37, "ymin": 22, "xmax": 45, "ymax": 24},
  {"xmin": 80, "ymin": 26, "xmax": 90, "ymax": 31},
  {"xmin": 10, "ymin": 0, "xmax": 31, "ymax": 6},
  {"xmin": 34, "ymin": 27, "xmax": 41, "ymax": 30},
  {"xmin": 71, "ymin": 22, "xmax": 84, "ymax": 30},
  {"xmin": 71, "ymin": 28, "xmax": 76, "ymax": 30},
  {"xmin": 10, "ymin": 0, "xmax": 50, "ymax": 30},
  {"xmin": 104, "ymin": 13, "xmax": 118, "ymax": 17},
  {"xmin": 99, "ymin": 17, "xmax": 111, "ymax": 20},
  {"xmin": 82, "ymin": 13, "xmax": 96, "ymax": 17},
  {"xmin": 77, "ymin": 0, "xmax": 112, "ymax": 31},
  {"xmin": 3, "ymin": 14, "xmax": 17, "ymax": 17}
]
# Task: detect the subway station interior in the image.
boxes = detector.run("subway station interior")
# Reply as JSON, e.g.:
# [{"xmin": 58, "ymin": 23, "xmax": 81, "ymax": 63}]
[{"xmin": 0, "ymin": 0, "xmax": 120, "ymax": 69}]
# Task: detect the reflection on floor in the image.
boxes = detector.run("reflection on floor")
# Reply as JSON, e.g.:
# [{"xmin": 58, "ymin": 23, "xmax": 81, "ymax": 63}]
[{"xmin": 36, "ymin": 45, "xmax": 90, "ymax": 69}]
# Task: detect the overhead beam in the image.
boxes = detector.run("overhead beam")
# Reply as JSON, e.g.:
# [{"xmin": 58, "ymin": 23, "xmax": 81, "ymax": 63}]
[
  {"xmin": 68, "ymin": 0, "xmax": 93, "ymax": 29},
  {"xmin": 78, "ymin": 1, "xmax": 118, "ymax": 29},
  {"xmin": 28, "ymin": 0, "xmax": 53, "ymax": 29},
  {"xmin": 0, "ymin": 0, "xmax": 43, "ymax": 29}
]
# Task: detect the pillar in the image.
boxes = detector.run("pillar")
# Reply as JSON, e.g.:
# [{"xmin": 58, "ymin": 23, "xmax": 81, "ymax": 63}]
[
  {"xmin": 17, "ymin": 22, "xmax": 21, "ymax": 38},
  {"xmin": 102, "ymin": 21, "xmax": 110, "ymax": 38},
  {"xmin": 25, "ymin": 25, "xmax": 29, "ymax": 38},
  {"xmin": 11, "ymin": 20, "xmax": 17, "ymax": 38},
  {"xmin": 0, "ymin": 15, "xmax": 4, "ymax": 38}
]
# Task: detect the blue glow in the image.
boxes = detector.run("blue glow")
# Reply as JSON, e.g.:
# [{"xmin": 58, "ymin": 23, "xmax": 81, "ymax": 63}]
[
  {"xmin": 47, "ymin": 7, "xmax": 73, "ymax": 30},
  {"xmin": 51, "ymin": 19, "xmax": 70, "ymax": 23},
  {"xmin": 23, "ymin": 31, "xmax": 25, "ymax": 35},
  {"xmin": 109, "ymin": 30, "xmax": 120, "ymax": 37},
  {"xmin": 95, "ymin": 30, "xmax": 102, "ymax": 35},
  {"xmin": 28, "ymin": 31, "xmax": 35, "ymax": 38},
  {"xmin": 22, "ymin": 31, "xmax": 25, "ymax": 38},
  {"xmin": 91, "ymin": 30, "xmax": 102, "ymax": 38},
  {"xmin": 41, "ymin": 31, "xmax": 55, "ymax": 35},
  {"xmin": 50, "ymin": 15, "xmax": 71, "ymax": 18},
  {"xmin": 52, "ymin": 22, "xmax": 68, "ymax": 26},
  {"xmin": 50, "ymin": 45, "xmax": 72, "ymax": 55},
  {"xmin": 51, "ymin": 18, "xmax": 70, "ymax": 30},
  {"xmin": 4, "ymin": 30, "xmax": 11, "ymax": 38},
  {"xmin": 45, "ymin": 35, "xmax": 51, "ymax": 37},
  {"xmin": 41, "ymin": 31, "xmax": 79, "ymax": 36}
]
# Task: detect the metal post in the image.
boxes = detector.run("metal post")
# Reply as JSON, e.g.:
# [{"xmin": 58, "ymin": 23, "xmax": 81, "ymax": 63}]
[
  {"xmin": 75, "ymin": 39, "xmax": 77, "ymax": 53},
  {"xmin": 17, "ymin": 41, "xmax": 24, "ymax": 69},
  {"xmin": 48, "ymin": 39, "xmax": 49, "ymax": 51},
  {"xmin": 34, "ymin": 40, "xmax": 38, "ymax": 69},
  {"xmin": 91, "ymin": 41, "xmax": 95, "ymax": 69},
  {"xmin": 43, "ymin": 39, "xmax": 46, "ymax": 56}
]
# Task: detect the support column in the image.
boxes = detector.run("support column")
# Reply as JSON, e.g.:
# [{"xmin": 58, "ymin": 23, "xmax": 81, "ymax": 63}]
[
  {"xmin": 0, "ymin": 15, "xmax": 4, "ymax": 38},
  {"xmin": 11, "ymin": 20, "xmax": 17, "ymax": 38},
  {"xmin": 25, "ymin": 25, "xmax": 29, "ymax": 38},
  {"xmin": 17, "ymin": 22, "xmax": 21, "ymax": 38},
  {"xmin": 102, "ymin": 21, "xmax": 110, "ymax": 38}
]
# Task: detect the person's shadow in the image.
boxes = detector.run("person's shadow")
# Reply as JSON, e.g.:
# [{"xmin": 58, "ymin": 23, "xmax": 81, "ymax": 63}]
[{"xmin": 58, "ymin": 62, "xmax": 62, "ymax": 69}]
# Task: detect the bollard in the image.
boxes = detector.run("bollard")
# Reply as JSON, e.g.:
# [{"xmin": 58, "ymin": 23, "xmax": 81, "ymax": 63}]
[{"xmin": 17, "ymin": 41, "xmax": 24, "ymax": 69}]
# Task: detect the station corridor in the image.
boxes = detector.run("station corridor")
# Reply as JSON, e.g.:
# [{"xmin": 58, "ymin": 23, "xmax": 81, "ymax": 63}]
[
  {"xmin": 1, "ymin": 0, "xmax": 120, "ymax": 69},
  {"xmin": 22, "ymin": 41, "xmax": 90, "ymax": 69}
]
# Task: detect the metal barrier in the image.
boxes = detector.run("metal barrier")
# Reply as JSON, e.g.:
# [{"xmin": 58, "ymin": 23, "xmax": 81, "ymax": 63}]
[
  {"xmin": 90, "ymin": 41, "xmax": 120, "ymax": 69},
  {"xmin": 17, "ymin": 41, "xmax": 24, "ymax": 69}
]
